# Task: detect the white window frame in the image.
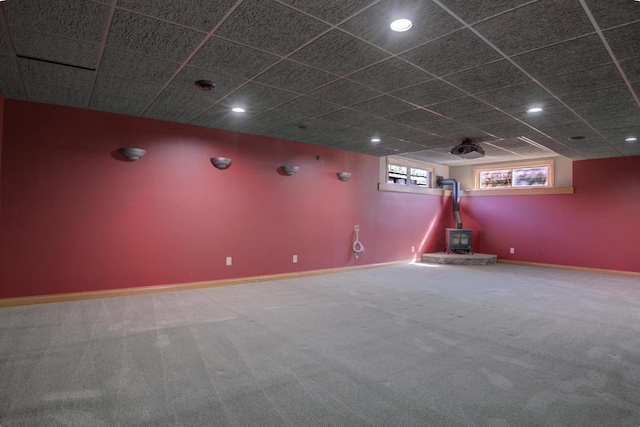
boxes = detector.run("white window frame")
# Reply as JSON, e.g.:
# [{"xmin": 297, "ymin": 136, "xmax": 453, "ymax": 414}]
[
  {"xmin": 473, "ymin": 159, "xmax": 555, "ymax": 190},
  {"xmin": 386, "ymin": 156, "xmax": 435, "ymax": 189}
]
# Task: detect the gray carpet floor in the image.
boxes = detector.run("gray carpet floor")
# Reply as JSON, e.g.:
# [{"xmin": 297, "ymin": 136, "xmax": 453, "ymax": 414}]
[{"xmin": 1, "ymin": 263, "xmax": 640, "ymax": 426}]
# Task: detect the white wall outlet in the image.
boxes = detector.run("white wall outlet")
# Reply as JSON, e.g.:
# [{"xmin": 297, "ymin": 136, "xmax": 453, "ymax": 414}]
[
  {"xmin": 354, "ymin": 225, "xmax": 360, "ymax": 232},
  {"xmin": 293, "ymin": 255, "xmax": 298, "ymax": 263},
  {"xmin": 411, "ymin": 246, "xmax": 415, "ymax": 253},
  {"xmin": 510, "ymin": 248, "xmax": 515, "ymax": 254},
  {"xmin": 226, "ymin": 256, "xmax": 232, "ymax": 266}
]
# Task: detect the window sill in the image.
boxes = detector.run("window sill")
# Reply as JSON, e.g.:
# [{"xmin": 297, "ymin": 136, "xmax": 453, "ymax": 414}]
[
  {"xmin": 378, "ymin": 182, "xmax": 451, "ymax": 196},
  {"xmin": 463, "ymin": 186, "xmax": 574, "ymax": 196}
]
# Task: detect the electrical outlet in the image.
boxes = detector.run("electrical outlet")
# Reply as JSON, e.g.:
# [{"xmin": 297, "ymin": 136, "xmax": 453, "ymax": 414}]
[
  {"xmin": 226, "ymin": 256, "xmax": 232, "ymax": 266},
  {"xmin": 293, "ymin": 255, "xmax": 298, "ymax": 263},
  {"xmin": 510, "ymin": 248, "xmax": 515, "ymax": 254},
  {"xmin": 411, "ymin": 246, "xmax": 415, "ymax": 253},
  {"xmin": 354, "ymin": 225, "xmax": 360, "ymax": 232}
]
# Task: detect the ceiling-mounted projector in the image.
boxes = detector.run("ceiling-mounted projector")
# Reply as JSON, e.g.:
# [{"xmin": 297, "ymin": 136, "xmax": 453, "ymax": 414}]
[{"xmin": 449, "ymin": 138, "xmax": 485, "ymax": 159}]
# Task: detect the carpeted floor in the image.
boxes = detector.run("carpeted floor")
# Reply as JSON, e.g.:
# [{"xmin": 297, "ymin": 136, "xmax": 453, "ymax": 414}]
[{"xmin": 1, "ymin": 263, "xmax": 640, "ymax": 426}]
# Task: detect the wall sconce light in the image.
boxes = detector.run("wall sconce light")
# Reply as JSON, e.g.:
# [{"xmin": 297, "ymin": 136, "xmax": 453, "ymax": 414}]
[
  {"xmin": 210, "ymin": 157, "xmax": 232, "ymax": 170},
  {"xmin": 336, "ymin": 172, "xmax": 352, "ymax": 182},
  {"xmin": 119, "ymin": 147, "xmax": 146, "ymax": 161},
  {"xmin": 281, "ymin": 165, "xmax": 299, "ymax": 176}
]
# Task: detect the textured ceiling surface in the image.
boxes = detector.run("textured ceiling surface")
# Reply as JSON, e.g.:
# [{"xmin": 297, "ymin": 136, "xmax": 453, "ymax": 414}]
[{"xmin": 0, "ymin": 0, "xmax": 639, "ymax": 165}]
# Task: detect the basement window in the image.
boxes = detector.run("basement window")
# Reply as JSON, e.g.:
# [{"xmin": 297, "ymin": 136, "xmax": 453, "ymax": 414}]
[
  {"xmin": 473, "ymin": 159, "xmax": 554, "ymax": 190},
  {"xmin": 386, "ymin": 157, "xmax": 434, "ymax": 188}
]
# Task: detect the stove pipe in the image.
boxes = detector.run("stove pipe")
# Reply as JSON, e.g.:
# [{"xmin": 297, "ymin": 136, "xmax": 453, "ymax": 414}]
[{"xmin": 437, "ymin": 177, "xmax": 462, "ymax": 229}]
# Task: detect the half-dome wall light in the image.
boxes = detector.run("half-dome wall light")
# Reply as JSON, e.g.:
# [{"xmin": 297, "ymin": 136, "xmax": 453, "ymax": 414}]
[
  {"xmin": 281, "ymin": 165, "xmax": 299, "ymax": 176},
  {"xmin": 119, "ymin": 147, "xmax": 146, "ymax": 161},
  {"xmin": 337, "ymin": 172, "xmax": 352, "ymax": 182},
  {"xmin": 210, "ymin": 157, "xmax": 232, "ymax": 170}
]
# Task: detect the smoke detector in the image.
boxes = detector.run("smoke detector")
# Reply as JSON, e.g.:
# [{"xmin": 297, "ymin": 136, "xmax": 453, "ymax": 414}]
[
  {"xmin": 449, "ymin": 138, "xmax": 485, "ymax": 159},
  {"xmin": 195, "ymin": 80, "xmax": 216, "ymax": 91}
]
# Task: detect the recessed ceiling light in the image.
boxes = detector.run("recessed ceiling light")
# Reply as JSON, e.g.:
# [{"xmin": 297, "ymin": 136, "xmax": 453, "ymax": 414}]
[
  {"xmin": 231, "ymin": 107, "xmax": 245, "ymax": 113},
  {"xmin": 371, "ymin": 138, "xmax": 381, "ymax": 143},
  {"xmin": 625, "ymin": 137, "xmax": 638, "ymax": 142},
  {"xmin": 527, "ymin": 107, "xmax": 543, "ymax": 113},
  {"xmin": 568, "ymin": 136, "xmax": 586, "ymax": 140},
  {"xmin": 390, "ymin": 19, "xmax": 412, "ymax": 32}
]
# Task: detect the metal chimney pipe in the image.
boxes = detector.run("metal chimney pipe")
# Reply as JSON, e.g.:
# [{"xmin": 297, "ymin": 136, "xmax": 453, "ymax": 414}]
[{"xmin": 437, "ymin": 177, "xmax": 462, "ymax": 229}]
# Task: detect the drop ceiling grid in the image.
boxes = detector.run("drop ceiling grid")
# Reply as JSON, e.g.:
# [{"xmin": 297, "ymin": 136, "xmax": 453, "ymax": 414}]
[{"xmin": 0, "ymin": 0, "xmax": 638, "ymax": 164}]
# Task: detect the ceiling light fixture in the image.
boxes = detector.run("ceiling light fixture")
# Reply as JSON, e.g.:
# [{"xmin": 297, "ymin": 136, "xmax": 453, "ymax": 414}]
[
  {"xmin": 371, "ymin": 138, "xmax": 381, "ymax": 143},
  {"xmin": 568, "ymin": 136, "xmax": 586, "ymax": 140},
  {"xmin": 527, "ymin": 107, "xmax": 543, "ymax": 113},
  {"xmin": 625, "ymin": 137, "xmax": 638, "ymax": 142},
  {"xmin": 231, "ymin": 107, "xmax": 245, "ymax": 113},
  {"xmin": 390, "ymin": 19, "xmax": 412, "ymax": 32}
]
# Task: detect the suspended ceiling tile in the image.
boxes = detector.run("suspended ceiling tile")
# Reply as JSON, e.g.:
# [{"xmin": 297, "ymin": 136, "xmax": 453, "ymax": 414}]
[
  {"xmin": 90, "ymin": 94, "xmax": 149, "ymax": 117},
  {"xmin": 169, "ymin": 66, "xmax": 244, "ymax": 98},
  {"xmin": 350, "ymin": 95, "xmax": 415, "ymax": 118},
  {"xmin": 215, "ymin": 0, "xmax": 329, "ymax": 56},
  {"xmin": 603, "ymin": 22, "xmax": 640, "ymax": 61},
  {"xmin": 0, "ymin": 55, "xmax": 19, "ymax": 80},
  {"xmin": 475, "ymin": 82, "xmax": 555, "ymax": 110},
  {"xmin": 473, "ymin": 0, "xmax": 594, "ymax": 56},
  {"xmin": 117, "ymin": 0, "xmax": 239, "ymax": 31},
  {"xmin": 541, "ymin": 122, "xmax": 601, "ymax": 140},
  {"xmin": 400, "ymin": 29, "xmax": 502, "ymax": 77},
  {"xmin": 456, "ymin": 110, "xmax": 515, "ymax": 128},
  {"xmin": 517, "ymin": 110, "xmax": 581, "ymax": 129},
  {"xmin": 271, "ymin": 95, "xmax": 338, "ymax": 119},
  {"xmin": 289, "ymin": 30, "xmax": 389, "ymax": 76},
  {"xmin": 144, "ymin": 104, "xmax": 201, "ymax": 123},
  {"xmin": 437, "ymin": 0, "xmax": 537, "ymax": 24},
  {"xmin": 573, "ymin": 101, "xmax": 640, "ymax": 121},
  {"xmin": 339, "ymin": 0, "xmax": 463, "ymax": 53},
  {"xmin": 420, "ymin": 118, "xmax": 470, "ymax": 135},
  {"xmin": 266, "ymin": 119, "xmax": 345, "ymax": 141},
  {"xmin": 347, "ymin": 119, "xmax": 406, "ymax": 137},
  {"xmin": 254, "ymin": 60, "xmax": 336, "ymax": 94},
  {"xmin": 19, "ymin": 59, "xmax": 94, "ymax": 90},
  {"xmin": 189, "ymin": 105, "xmax": 253, "ymax": 131},
  {"xmin": 539, "ymin": 64, "xmax": 624, "ymax": 96},
  {"xmin": 427, "ymin": 96, "xmax": 494, "ymax": 118},
  {"xmin": 26, "ymin": 84, "xmax": 88, "ymax": 108},
  {"xmin": 439, "ymin": 127, "xmax": 492, "ymax": 141},
  {"xmin": 189, "ymin": 37, "xmax": 279, "ymax": 79},
  {"xmin": 4, "ymin": 0, "xmax": 110, "ymax": 43},
  {"xmin": 277, "ymin": 0, "xmax": 376, "ymax": 24},
  {"xmin": 107, "ymin": 10, "xmax": 206, "ymax": 63},
  {"xmin": 153, "ymin": 88, "xmax": 219, "ymax": 111},
  {"xmin": 482, "ymin": 121, "xmax": 539, "ymax": 139},
  {"xmin": 584, "ymin": 0, "xmax": 640, "ymax": 30},
  {"xmin": 316, "ymin": 108, "xmax": 377, "ymax": 127},
  {"xmin": 388, "ymin": 109, "xmax": 442, "ymax": 129},
  {"xmin": 11, "ymin": 29, "xmax": 100, "ymax": 69},
  {"xmin": 591, "ymin": 115, "xmax": 640, "ymax": 132},
  {"xmin": 306, "ymin": 127, "xmax": 365, "ymax": 145},
  {"xmin": 0, "ymin": 79, "xmax": 26, "ymax": 99},
  {"xmin": 221, "ymin": 83, "xmax": 299, "ymax": 114},
  {"xmin": 443, "ymin": 60, "xmax": 530, "ymax": 94},
  {"xmin": 233, "ymin": 110, "xmax": 302, "ymax": 135},
  {"xmin": 307, "ymin": 79, "xmax": 379, "ymax": 106},
  {"xmin": 99, "ymin": 48, "xmax": 180, "ymax": 84},
  {"xmin": 93, "ymin": 75, "xmax": 162, "ymax": 100},
  {"xmin": 348, "ymin": 58, "xmax": 434, "ymax": 93},
  {"xmin": 620, "ymin": 57, "xmax": 640, "ymax": 83},
  {"xmin": 390, "ymin": 79, "xmax": 466, "ymax": 106},
  {"xmin": 512, "ymin": 35, "xmax": 611, "ymax": 80},
  {"xmin": 561, "ymin": 85, "xmax": 635, "ymax": 110}
]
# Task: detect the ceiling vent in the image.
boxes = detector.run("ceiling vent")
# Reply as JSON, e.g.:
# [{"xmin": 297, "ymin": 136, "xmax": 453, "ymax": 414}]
[
  {"xmin": 449, "ymin": 138, "xmax": 485, "ymax": 159},
  {"xmin": 195, "ymin": 80, "xmax": 216, "ymax": 91}
]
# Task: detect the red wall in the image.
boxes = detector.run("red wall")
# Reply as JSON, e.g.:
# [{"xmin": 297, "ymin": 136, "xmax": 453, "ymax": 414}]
[
  {"xmin": 463, "ymin": 156, "xmax": 640, "ymax": 273},
  {"xmin": 0, "ymin": 100, "xmax": 448, "ymax": 298}
]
